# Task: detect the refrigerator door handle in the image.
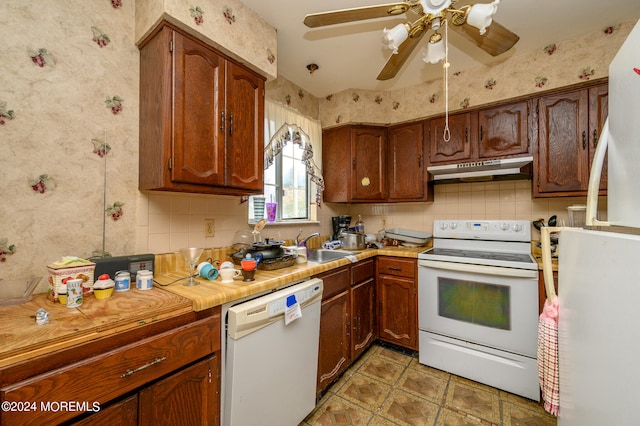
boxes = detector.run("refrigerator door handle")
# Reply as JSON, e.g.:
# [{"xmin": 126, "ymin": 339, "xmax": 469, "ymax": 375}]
[{"xmin": 586, "ymin": 118, "xmax": 610, "ymax": 227}]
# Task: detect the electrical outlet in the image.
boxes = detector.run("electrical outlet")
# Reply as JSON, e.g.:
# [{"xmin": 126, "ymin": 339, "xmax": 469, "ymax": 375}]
[
  {"xmin": 204, "ymin": 219, "xmax": 215, "ymax": 237},
  {"xmin": 381, "ymin": 216, "xmax": 387, "ymax": 229}
]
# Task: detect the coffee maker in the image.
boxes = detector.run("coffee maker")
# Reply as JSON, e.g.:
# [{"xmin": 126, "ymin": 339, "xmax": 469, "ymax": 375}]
[{"xmin": 331, "ymin": 215, "xmax": 351, "ymax": 240}]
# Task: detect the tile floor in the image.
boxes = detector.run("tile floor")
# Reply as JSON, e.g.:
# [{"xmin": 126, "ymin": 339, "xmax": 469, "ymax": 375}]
[{"xmin": 302, "ymin": 343, "xmax": 557, "ymax": 426}]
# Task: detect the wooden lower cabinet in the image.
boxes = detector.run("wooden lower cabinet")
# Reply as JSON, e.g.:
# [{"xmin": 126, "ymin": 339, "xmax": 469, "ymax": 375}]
[
  {"xmin": 316, "ymin": 259, "xmax": 375, "ymax": 394},
  {"xmin": 139, "ymin": 355, "xmax": 219, "ymax": 426},
  {"xmin": 1, "ymin": 309, "xmax": 221, "ymax": 426},
  {"xmin": 317, "ymin": 289, "xmax": 351, "ymax": 394},
  {"xmin": 377, "ymin": 257, "xmax": 418, "ymax": 350}
]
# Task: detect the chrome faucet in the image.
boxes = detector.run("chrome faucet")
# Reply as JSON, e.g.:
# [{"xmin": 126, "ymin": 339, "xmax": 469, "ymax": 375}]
[{"xmin": 298, "ymin": 232, "xmax": 320, "ymax": 247}]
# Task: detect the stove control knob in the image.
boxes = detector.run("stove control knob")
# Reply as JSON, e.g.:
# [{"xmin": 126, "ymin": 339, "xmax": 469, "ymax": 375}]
[
  {"xmin": 512, "ymin": 223, "xmax": 522, "ymax": 232},
  {"xmin": 500, "ymin": 222, "xmax": 509, "ymax": 231},
  {"xmin": 449, "ymin": 222, "xmax": 458, "ymax": 230},
  {"xmin": 439, "ymin": 222, "xmax": 448, "ymax": 230}
]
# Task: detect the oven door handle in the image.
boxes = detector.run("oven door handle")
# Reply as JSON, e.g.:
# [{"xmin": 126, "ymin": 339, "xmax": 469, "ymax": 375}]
[{"xmin": 418, "ymin": 260, "xmax": 538, "ymax": 279}]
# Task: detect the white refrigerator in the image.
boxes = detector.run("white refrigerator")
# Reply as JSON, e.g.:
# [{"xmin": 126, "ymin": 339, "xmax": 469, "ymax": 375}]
[{"xmin": 555, "ymin": 18, "xmax": 640, "ymax": 426}]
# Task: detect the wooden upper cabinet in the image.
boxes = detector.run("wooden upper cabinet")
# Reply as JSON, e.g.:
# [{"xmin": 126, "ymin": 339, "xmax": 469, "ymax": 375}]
[
  {"xmin": 225, "ymin": 62, "xmax": 265, "ymax": 191},
  {"xmin": 477, "ymin": 102, "xmax": 530, "ymax": 158},
  {"xmin": 138, "ymin": 23, "xmax": 265, "ymax": 195},
  {"xmin": 535, "ymin": 83, "xmax": 607, "ymax": 197},
  {"xmin": 428, "ymin": 112, "xmax": 474, "ymax": 164},
  {"xmin": 351, "ymin": 126, "xmax": 386, "ymax": 201},
  {"xmin": 387, "ymin": 122, "xmax": 432, "ymax": 201},
  {"xmin": 171, "ymin": 30, "xmax": 225, "ymax": 187},
  {"xmin": 321, "ymin": 125, "xmax": 386, "ymax": 202}
]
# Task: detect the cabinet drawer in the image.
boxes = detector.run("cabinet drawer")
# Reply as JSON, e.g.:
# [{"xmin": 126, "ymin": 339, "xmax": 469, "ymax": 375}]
[
  {"xmin": 377, "ymin": 257, "xmax": 416, "ymax": 278},
  {"xmin": 1, "ymin": 314, "xmax": 220, "ymax": 425},
  {"xmin": 316, "ymin": 266, "xmax": 350, "ymax": 300},
  {"xmin": 351, "ymin": 258, "xmax": 374, "ymax": 285}
]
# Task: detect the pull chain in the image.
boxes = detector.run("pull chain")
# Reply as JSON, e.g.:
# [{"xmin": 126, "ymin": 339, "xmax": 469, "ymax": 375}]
[{"xmin": 443, "ymin": 19, "xmax": 451, "ymax": 142}]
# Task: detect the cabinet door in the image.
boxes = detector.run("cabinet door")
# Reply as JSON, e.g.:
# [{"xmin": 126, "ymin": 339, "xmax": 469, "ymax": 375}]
[
  {"xmin": 317, "ymin": 291, "xmax": 350, "ymax": 394},
  {"xmin": 351, "ymin": 126, "xmax": 386, "ymax": 201},
  {"xmin": 351, "ymin": 278, "xmax": 375, "ymax": 360},
  {"xmin": 387, "ymin": 122, "xmax": 428, "ymax": 201},
  {"xmin": 139, "ymin": 355, "xmax": 219, "ymax": 426},
  {"xmin": 321, "ymin": 126, "xmax": 351, "ymax": 202},
  {"xmin": 588, "ymin": 84, "xmax": 608, "ymax": 192},
  {"xmin": 478, "ymin": 102, "xmax": 530, "ymax": 159},
  {"xmin": 71, "ymin": 395, "xmax": 138, "ymax": 426},
  {"xmin": 428, "ymin": 112, "xmax": 473, "ymax": 164},
  {"xmin": 377, "ymin": 275, "xmax": 417, "ymax": 350},
  {"xmin": 225, "ymin": 62, "xmax": 265, "ymax": 190},
  {"xmin": 171, "ymin": 30, "xmax": 226, "ymax": 186},
  {"xmin": 536, "ymin": 90, "xmax": 590, "ymax": 195}
]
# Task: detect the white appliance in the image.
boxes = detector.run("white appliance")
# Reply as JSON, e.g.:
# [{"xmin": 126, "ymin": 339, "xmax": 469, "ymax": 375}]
[
  {"xmin": 542, "ymin": 18, "xmax": 640, "ymax": 426},
  {"xmin": 223, "ymin": 279, "xmax": 323, "ymax": 426},
  {"xmin": 418, "ymin": 220, "xmax": 540, "ymax": 400}
]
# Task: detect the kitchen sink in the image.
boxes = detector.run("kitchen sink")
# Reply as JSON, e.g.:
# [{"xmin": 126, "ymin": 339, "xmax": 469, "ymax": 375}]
[{"xmin": 307, "ymin": 249, "xmax": 360, "ymax": 264}]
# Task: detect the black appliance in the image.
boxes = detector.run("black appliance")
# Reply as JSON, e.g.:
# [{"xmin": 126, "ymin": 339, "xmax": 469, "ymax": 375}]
[
  {"xmin": 331, "ymin": 215, "xmax": 351, "ymax": 240},
  {"xmin": 92, "ymin": 253, "xmax": 155, "ymax": 280}
]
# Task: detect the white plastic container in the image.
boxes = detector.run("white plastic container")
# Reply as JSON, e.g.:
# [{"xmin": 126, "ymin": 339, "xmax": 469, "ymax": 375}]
[
  {"xmin": 567, "ymin": 205, "xmax": 587, "ymax": 227},
  {"xmin": 136, "ymin": 270, "xmax": 154, "ymax": 290}
]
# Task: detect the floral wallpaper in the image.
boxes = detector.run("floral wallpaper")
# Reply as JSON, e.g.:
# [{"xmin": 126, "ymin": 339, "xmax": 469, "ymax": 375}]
[
  {"xmin": 318, "ymin": 20, "xmax": 636, "ymax": 128},
  {"xmin": 0, "ymin": 0, "xmax": 139, "ymax": 291}
]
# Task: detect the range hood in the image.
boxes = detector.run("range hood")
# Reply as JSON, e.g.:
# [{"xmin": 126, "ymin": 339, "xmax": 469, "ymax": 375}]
[{"xmin": 427, "ymin": 156, "xmax": 533, "ymax": 182}]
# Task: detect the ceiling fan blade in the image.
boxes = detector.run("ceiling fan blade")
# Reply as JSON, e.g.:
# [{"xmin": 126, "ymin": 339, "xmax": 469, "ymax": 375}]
[
  {"xmin": 377, "ymin": 31, "xmax": 426, "ymax": 80},
  {"xmin": 450, "ymin": 20, "xmax": 519, "ymax": 56},
  {"xmin": 304, "ymin": 3, "xmax": 411, "ymax": 28}
]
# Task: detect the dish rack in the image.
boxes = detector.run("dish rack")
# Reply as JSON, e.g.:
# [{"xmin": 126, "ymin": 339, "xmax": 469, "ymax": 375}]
[{"xmin": 383, "ymin": 229, "xmax": 432, "ymax": 246}]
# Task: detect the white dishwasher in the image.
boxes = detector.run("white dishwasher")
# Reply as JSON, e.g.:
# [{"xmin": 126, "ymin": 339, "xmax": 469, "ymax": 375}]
[{"xmin": 223, "ymin": 278, "xmax": 323, "ymax": 426}]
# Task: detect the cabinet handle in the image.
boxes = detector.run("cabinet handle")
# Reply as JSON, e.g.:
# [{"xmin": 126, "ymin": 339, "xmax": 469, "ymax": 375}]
[
  {"xmin": 480, "ymin": 125, "xmax": 484, "ymax": 141},
  {"xmin": 593, "ymin": 129, "xmax": 598, "ymax": 148},
  {"xmin": 465, "ymin": 128, "xmax": 469, "ymax": 143},
  {"xmin": 417, "ymin": 153, "xmax": 422, "ymax": 168},
  {"xmin": 220, "ymin": 111, "xmax": 225, "ymax": 133},
  {"xmin": 387, "ymin": 267, "xmax": 402, "ymax": 271},
  {"xmin": 346, "ymin": 321, "xmax": 351, "ymax": 338},
  {"xmin": 582, "ymin": 131, "xmax": 586, "ymax": 149},
  {"xmin": 121, "ymin": 356, "xmax": 167, "ymax": 378},
  {"xmin": 229, "ymin": 113, "xmax": 233, "ymax": 135},
  {"xmin": 352, "ymin": 158, "xmax": 356, "ymax": 170}
]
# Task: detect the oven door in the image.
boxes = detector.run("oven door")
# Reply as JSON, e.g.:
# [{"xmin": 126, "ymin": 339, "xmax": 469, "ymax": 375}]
[{"xmin": 418, "ymin": 259, "xmax": 539, "ymax": 357}]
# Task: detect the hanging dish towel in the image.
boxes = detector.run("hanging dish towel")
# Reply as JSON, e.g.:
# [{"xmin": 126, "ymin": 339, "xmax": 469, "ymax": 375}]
[{"xmin": 538, "ymin": 297, "xmax": 559, "ymax": 415}]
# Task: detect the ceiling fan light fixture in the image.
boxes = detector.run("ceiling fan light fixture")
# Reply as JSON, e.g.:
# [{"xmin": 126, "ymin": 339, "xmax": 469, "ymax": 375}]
[
  {"xmin": 466, "ymin": 0, "xmax": 500, "ymax": 35},
  {"xmin": 382, "ymin": 23, "xmax": 410, "ymax": 54},
  {"xmin": 419, "ymin": 0, "xmax": 452, "ymax": 15},
  {"xmin": 422, "ymin": 38, "xmax": 445, "ymax": 64}
]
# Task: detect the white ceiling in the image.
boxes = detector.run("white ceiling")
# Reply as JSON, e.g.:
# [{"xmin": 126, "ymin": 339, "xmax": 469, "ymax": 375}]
[{"xmin": 240, "ymin": 0, "xmax": 640, "ymax": 98}]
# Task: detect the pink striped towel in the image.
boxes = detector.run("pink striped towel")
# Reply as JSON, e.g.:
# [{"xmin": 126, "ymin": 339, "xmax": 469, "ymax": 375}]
[{"xmin": 538, "ymin": 297, "xmax": 559, "ymax": 416}]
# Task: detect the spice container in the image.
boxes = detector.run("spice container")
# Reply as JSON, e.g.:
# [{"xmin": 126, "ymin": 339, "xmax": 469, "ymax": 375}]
[{"xmin": 137, "ymin": 270, "xmax": 153, "ymax": 290}]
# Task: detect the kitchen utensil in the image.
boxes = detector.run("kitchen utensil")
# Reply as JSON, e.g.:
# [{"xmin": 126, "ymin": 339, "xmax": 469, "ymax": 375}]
[
  {"xmin": 338, "ymin": 231, "xmax": 366, "ymax": 249},
  {"xmin": 548, "ymin": 215, "xmax": 557, "ymax": 227},
  {"xmin": 252, "ymin": 218, "xmax": 266, "ymax": 242},
  {"xmin": 533, "ymin": 218, "xmax": 545, "ymax": 231},
  {"xmin": 179, "ymin": 247, "xmax": 203, "ymax": 286}
]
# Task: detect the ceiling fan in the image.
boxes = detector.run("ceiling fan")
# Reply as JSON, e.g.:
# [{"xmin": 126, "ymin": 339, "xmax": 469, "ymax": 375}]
[{"xmin": 303, "ymin": 0, "xmax": 520, "ymax": 81}]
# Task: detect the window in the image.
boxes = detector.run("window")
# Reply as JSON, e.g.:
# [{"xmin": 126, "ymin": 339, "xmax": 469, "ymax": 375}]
[{"xmin": 248, "ymin": 100, "xmax": 322, "ymax": 223}]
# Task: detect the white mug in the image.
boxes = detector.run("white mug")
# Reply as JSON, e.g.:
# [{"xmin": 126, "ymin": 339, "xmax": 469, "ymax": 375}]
[{"xmin": 219, "ymin": 268, "xmax": 242, "ymax": 283}]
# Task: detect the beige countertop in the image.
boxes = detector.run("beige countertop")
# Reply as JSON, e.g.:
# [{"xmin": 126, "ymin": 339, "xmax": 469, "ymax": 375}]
[{"xmin": 155, "ymin": 246, "xmax": 426, "ymax": 311}]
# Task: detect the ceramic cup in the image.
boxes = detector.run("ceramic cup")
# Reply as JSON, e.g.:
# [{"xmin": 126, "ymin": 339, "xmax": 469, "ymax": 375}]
[
  {"xmin": 197, "ymin": 262, "xmax": 219, "ymax": 280},
  {"xmin": 241, "ymin": 269, "xmax": 256, "ymax": 282},
  {"xmin": 241, "ymin": 259, "xmax": 257, "ymax": 271},
  {"xmin": 218, "ymin": 261, "xmax": 235, "ymax": 270},
  {"xmin": 219, "ymin": 268, "xmax": 242, "ymax": 283}
]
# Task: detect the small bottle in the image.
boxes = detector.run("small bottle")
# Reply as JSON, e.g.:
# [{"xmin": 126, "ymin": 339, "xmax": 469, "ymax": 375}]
[{"xmin": 355, "ymin": 215, "xmax": 365, "ymax": 233}]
